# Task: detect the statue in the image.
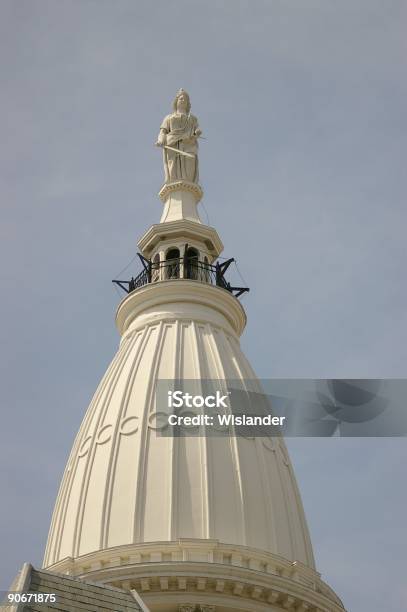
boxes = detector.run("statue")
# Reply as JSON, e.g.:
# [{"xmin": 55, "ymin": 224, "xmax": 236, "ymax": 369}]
[{"xmin": 156, "ymin": 89, "xmax": 202, "ymax": 185}]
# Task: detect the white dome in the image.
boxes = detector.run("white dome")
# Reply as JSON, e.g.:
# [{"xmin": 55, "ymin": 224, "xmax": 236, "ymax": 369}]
[
  {"xmin": 44, "ymin": 281, "xmax": 314, "ymax": 570},
  {"xmin": 43, "ymin": 168, "xmax": 345, "ymax": 609}
]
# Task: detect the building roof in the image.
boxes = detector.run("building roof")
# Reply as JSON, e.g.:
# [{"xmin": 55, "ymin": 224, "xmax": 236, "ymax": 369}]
[{"xmin": 4, "ymin": 563, "xmax": 148, "ymax": 612}]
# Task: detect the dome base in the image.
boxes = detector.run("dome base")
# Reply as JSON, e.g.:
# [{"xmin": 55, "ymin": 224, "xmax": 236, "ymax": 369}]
[{"xmin": 44, "ymin": 540, "xmax": 345, "ymax": 612}]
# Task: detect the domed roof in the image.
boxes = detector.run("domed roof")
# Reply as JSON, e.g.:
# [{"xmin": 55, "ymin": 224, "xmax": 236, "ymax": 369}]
[{"xmin": 44, "ymin": 281, "xmax": 314, "ymax": 570}]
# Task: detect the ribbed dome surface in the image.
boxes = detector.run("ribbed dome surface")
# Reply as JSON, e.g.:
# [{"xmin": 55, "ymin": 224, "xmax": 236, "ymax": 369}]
[{"xmin": 44, "ymin": 281, "xmax": 315, "ymax": 571}]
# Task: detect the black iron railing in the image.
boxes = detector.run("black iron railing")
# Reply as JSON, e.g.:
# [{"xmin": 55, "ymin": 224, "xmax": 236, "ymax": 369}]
[{"xmin": 113, "ymin": 256, "xmax": 249, "ymax": 299}]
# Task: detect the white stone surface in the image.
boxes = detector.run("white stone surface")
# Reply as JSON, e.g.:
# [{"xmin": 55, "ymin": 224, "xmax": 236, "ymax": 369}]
[
  {"xmin": 44, "ymin": 280, "xmax": 314, "ymax": 570},
  {"xmin": 159, "ymin": 181, "xmax": 203, "ymax": 224},
  {"xmin": 137, "ymin": 219, "xmax": 223, "ymax": 262}
]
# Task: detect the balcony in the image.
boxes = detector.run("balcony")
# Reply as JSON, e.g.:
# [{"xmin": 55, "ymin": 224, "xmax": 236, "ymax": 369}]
[{"xmin": 113, "ymin": 256, "xmax": 249, "ymax": 299}]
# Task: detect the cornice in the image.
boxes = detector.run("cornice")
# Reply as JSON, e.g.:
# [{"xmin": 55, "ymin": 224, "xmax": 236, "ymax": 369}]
[
  {"xmin": 44, "ymin": 540, "xmax": 345, "ymax": 611},
  {"xmin": 137, "ymin": 220, "xmax": 224, "ymax": 258},
  {"xmin": 115, "ymin": 280, "xmax": 247, "ymax": 338}
]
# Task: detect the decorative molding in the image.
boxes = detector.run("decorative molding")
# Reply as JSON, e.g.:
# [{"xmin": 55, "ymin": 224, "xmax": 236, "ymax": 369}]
[
  {"xmin": 267, "ymin": 590, "xmax": 280, "ymax": 604},
  {"xmin": 96, "ymin": 424, "xmax": 113, "ymax": 445},
  {"xmin": 159, "ymin": 577, "xmax": 169, "ymax": 590},
  {"xmin": 296, "ymin": 604, "xmax": 310, "ymax": 612},
  {"xmin": 137, "ymin": 219, "xmax": 223, "ymax": 258},
  {"xmin": 45, "ymin": 540, "xmax": 345, "ymax": 610},
  {"xmin": 159, "ymin": 181, "xmax": 203, "ymax": 203},
  {"xmin": 178, "ymin": 607, "xmax": 215, "ymax": 612},
  {"xmin": 119, "ymin": 416, "xmax": 139, "ymax": 436},
  {"xmin": 178, "ymin": 578, "xmax": 187, "ymax": 590},
  {"xmin": 283, "ymin": 595, "xmax": 296, "ymax": 609},
  {"xmin": 115, "ymin": 281, "xmax": 246, "ymax": 338}
]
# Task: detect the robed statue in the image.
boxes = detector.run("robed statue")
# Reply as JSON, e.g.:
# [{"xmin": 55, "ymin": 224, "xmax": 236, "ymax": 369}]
[{"xmin": 156, "ymin": 89, "xmax": 202, "ymax": 184}]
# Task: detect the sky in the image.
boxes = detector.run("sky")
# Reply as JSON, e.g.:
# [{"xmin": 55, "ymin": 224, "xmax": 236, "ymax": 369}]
[{"xmin": 0, "ymin": 1, "xmax": 406, "ymax": 609}]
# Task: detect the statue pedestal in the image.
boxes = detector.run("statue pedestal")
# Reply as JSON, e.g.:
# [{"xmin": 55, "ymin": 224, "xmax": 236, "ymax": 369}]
[{"xmin": 159, "ymin": 180, "xmax": 203, "ymax": 224}]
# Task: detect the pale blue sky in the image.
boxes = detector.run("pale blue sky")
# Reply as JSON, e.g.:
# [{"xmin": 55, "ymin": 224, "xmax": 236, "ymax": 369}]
[{"xmin": 1, "ymin": 1, "xmax": 406, "ymax": 610}]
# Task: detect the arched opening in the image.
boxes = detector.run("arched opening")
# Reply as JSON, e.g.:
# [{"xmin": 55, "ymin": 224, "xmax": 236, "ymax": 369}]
[
  {"xmin": 185, "ymin": 247, "xmax": 199, "ymax": 280},
  {"xmin": 152, "ymin": 253, "xmax": 160, "ymax": 282},
  {"xmin": 165, "ymin": 247, "xmax": 180, "ymax": 279}
]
